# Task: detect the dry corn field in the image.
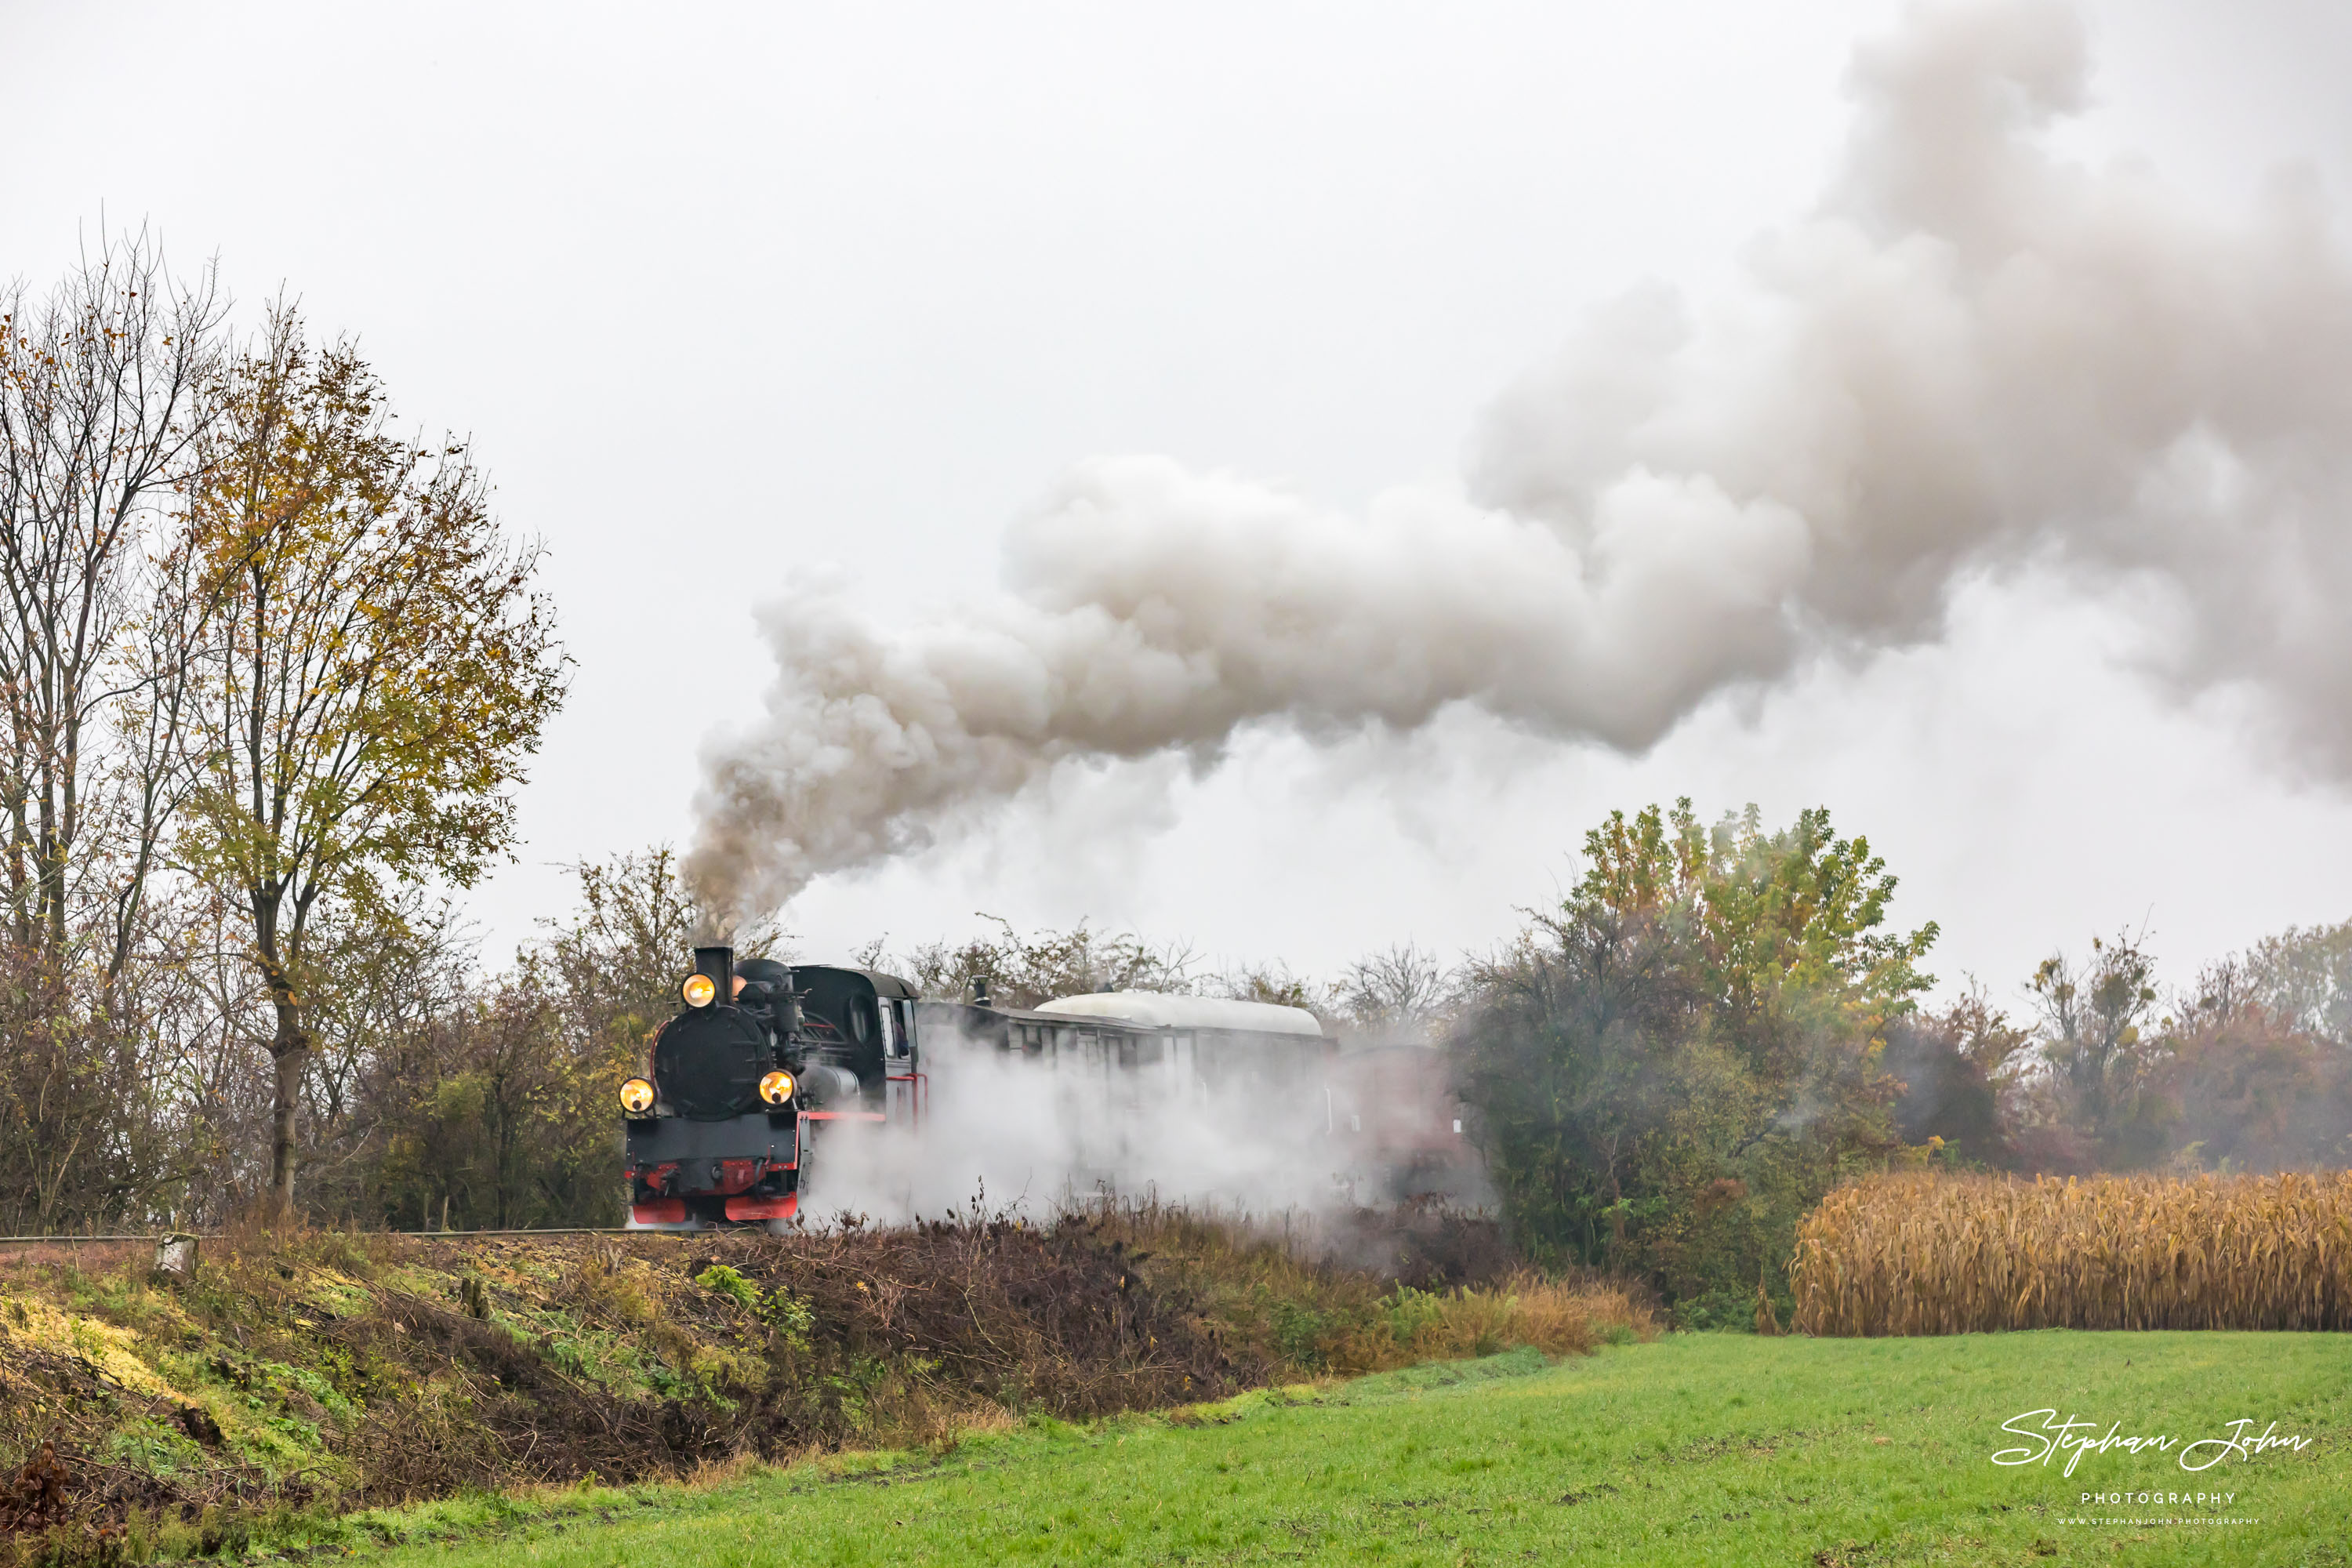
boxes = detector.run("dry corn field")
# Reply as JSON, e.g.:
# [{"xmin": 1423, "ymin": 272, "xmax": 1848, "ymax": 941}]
[{"xmin": 1791, "ymin": 1171, "xmax": 2352, "ymax": 1336}]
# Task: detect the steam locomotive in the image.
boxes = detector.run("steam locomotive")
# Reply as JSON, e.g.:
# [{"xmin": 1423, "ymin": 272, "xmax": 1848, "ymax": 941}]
[
  {"xmin": 621, "ymin": 945, "xmax": 1476, "ymax": 1230},
  {"xmin": 622, "ymin": 946, "xmax": 923, "ymax": 1230}
]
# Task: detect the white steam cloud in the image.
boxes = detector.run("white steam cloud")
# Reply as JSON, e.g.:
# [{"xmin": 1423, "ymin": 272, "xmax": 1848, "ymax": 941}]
[
  {"xmin": 689, "ymin": 0, "xmax": 2352, "ymax": 920},
  {"xmin": 800, "ymin": 1027, "xmax": 1481, "ymax": 1225}
]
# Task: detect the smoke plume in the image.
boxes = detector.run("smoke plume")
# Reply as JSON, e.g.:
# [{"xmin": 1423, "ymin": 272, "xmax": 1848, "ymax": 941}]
[{"xmin": 690, "ymin": 0, "xmax": 2352, "ymax": 920}]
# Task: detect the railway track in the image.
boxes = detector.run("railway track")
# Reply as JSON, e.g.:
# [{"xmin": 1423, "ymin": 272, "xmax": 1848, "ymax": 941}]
[{"xmin": 0, "ymin": 1228, "xmax": 640, "ymax": 1246}]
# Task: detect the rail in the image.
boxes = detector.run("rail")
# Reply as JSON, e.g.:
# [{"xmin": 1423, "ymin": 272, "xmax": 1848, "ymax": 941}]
[{"xmin": 0, "ymin": 1227, "xmax": 652, "ymax": 1246}]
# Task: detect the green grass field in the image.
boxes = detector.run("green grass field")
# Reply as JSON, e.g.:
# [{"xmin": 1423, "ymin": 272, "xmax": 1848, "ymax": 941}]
[{"xmin": 344, "ymin": 1333, "xmax": 2350, "ymax": 1567}]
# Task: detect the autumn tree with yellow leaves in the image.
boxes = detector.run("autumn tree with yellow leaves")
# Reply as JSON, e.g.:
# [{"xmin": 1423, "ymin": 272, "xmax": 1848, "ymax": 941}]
[
  {"xmin": 1449, "ymin": 800, "xmax": 1940, "ymax": 1324},
  {"xmin": 172, "ymin": 306, "xmax": 567, "ymax": 1218}
]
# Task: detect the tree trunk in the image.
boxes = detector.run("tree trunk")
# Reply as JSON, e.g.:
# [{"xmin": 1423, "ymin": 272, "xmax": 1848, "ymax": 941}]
[{"xmin": 268, "ymin": 991, "xmax": 308, "ymax": 1221}]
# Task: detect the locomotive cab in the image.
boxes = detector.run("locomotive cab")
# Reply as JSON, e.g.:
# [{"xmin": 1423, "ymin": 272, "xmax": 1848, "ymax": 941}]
[{"xmin": 621, "ymin": 946, "xmax": 920, "ymax": 1230}]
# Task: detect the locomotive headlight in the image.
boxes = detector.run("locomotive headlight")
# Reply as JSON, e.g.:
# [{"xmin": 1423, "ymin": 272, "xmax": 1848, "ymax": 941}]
[
  {"xmin": 681, "ymin": 973, "xmax": 717, "ymax": 1008},
  {"xmin": 759, "ymin": 1069, "xmax": 797, "ymax": 1106},
  {"xmin": 619, "ymin": 1077, "xmax": 657, "ymax": 1115}
]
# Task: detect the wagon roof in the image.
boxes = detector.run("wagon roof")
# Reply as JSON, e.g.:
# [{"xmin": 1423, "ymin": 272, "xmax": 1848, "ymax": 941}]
[{"xmin": 1034, "ymin": 990, "xmax": 1325, "ymax": 1037}]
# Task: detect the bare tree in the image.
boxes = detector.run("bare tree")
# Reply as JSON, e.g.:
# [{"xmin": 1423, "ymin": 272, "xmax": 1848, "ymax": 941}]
[
  {"xmin": 0, "ymin": 230, "xmax": 225, "ymax": 975},
  {"xmin": 871, "ymin": 917, "xmax": 1200, "ymax": 1006},
  {"xmin": 1217, "ymin": 959, "xmax": 1331, "ymax": 1017},
  {"xmin": 0, "ymin": 230, "xmax": 230, "ymax": 1232},
  {"xmin": 1341, "ymin": 942, "xmax": 1460, "ymax": 1040}
]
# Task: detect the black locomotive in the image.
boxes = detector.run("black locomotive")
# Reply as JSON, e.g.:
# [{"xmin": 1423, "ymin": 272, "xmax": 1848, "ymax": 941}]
[{"xmin": 622, "ymin": 946, "xmax": 923, "ymax": 1230}]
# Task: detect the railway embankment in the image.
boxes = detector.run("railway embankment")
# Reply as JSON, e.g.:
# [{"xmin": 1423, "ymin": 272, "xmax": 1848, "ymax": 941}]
[{"xmin": 0, "ymin": 1202, "xmax": 1649, "ymax": 1562}]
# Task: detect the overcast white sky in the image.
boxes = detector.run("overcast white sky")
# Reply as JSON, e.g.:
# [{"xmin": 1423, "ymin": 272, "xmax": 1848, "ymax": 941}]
[{"xmin": 6, "ymin": 1, "xmax": 2350, "ymax": 1001}]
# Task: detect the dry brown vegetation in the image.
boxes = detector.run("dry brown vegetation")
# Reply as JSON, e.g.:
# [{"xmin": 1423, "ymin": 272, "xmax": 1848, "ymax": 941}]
[
  {"xmin": 1093, "ymin": 1200, "xmax": 1653, "ymax": 1374},
  {"xmin": 0, "ymin": 1203, "xmax": 1650, "ymax": 1560},
  {"xmin": 1792, "ymin": 1170, "xmax": 2352, "ymax": 1336}
]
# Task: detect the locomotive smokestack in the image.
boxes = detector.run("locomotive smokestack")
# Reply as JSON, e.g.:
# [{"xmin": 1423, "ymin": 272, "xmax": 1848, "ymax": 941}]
[
  {"xmin": 973, "ymin": 977, "xmax": 991, "ymax": 1007},
  {"xmin": 693, "ymin": 945, "xmax": 735, "ymax": 1005}
]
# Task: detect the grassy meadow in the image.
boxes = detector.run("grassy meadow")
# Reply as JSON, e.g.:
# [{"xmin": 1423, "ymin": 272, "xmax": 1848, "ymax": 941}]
[{"xmin": 326, "ymin": 1330, "xmax": 2348, "ymax": 1568}]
